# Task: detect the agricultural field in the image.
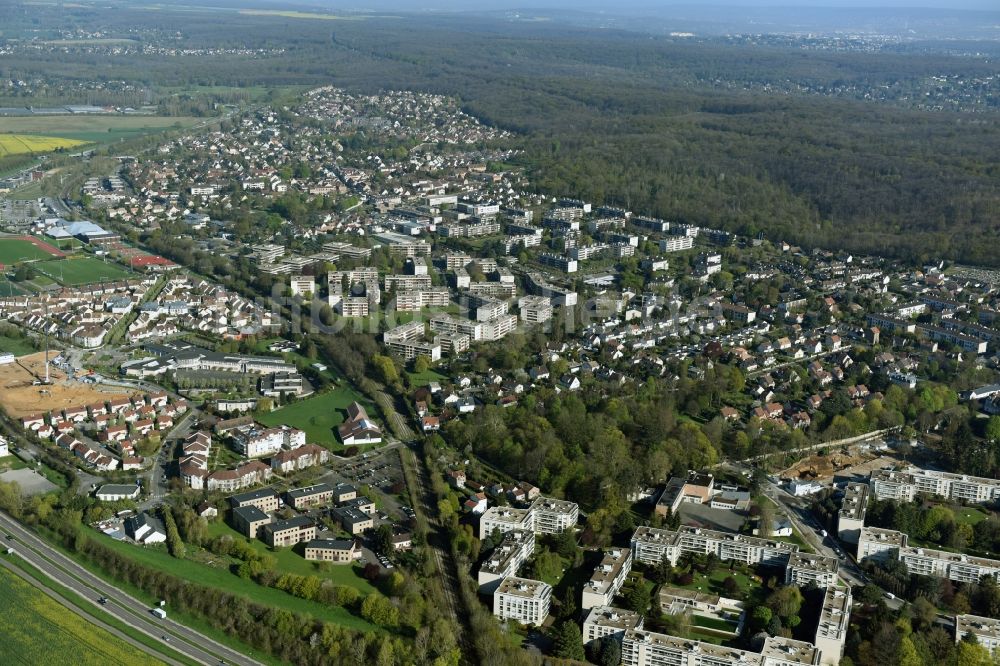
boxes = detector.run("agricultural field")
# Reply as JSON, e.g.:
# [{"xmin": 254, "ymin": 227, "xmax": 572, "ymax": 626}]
[
  {"xmin": 35, "ymin": 256, "xmax": 130, "ymax": 285},
  {"xmin": 0, "ymin": 566, "xmax": 162, "ymax": 666},
  {"xmin": 0, "ymin": 116, "xmax": 201, "ymax": 145},
  {"xmin": 0, "ymin": 134, "xmax": 87, "ymax": 157},
  {"xmin": 0, "ymin": 237, "xmax": 61, "ymax": 264},
  {"xmin": 257, "ymin": 387, "xmax": 372, "ymax": 446}
]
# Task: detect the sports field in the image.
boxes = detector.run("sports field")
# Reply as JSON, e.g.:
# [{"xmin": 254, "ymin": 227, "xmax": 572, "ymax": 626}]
[
  {"xmin": 0, "ymin": 238, "xmax": 62, "ymax": 264},
  {"xmin": 0, "ymin": 566, "xmax": 161, "ymax": 665},
  {"xmin": 258, "ymin": 387, "xmax": 372, "ymax": 445},
  {"xmin": 0, "ymin": 134, "xmax": 87, "ymax": 157},
  {"xmin": 35, "ymin": 257, "xmax": 129, "ymax": 285}
]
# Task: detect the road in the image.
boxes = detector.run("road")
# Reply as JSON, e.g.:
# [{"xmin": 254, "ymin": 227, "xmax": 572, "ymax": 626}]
[{"xmin": 0, "ymin": 512, "xmax": 261, "ymax": 666}]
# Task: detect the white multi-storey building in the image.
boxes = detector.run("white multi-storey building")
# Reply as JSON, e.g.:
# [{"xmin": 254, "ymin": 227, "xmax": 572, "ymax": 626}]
[
  {"xmin": 583, "ymin": 606, "xmax": 643, "ymax": 645},
  {"xmin": 955, "ymin": 615, "xmax": 1000, "ymax": 654},
  {"xmin": 814, "ymin": 587, "xmax": 851, "ymax": 666},
  {"xmin": 479, "ymin": 506, "xmax": 534, "ymax": 539},
  {"xmin": 837, "ymin": 482, "xmax": 869, "ymax": 544},
  {"xmin": 870, "ymin": 467, "xmax": 1000, "ymax": 505},
  {"xmin": 477, "ymin": 529, "xmax": 535, "ymax": 592},
  {"xmin": 857, "ymin": 526, "xmax": 907, "ymax": 562},
  {"xmin": 530, "ymin": 496, "xmax": 579, "ymax": 534},
  {"xmin": 581, "ymin": 548, "xmax": 633, "ymax": 610},
  {"xmin": 784, "ymin": 552, "xmax": 839, "ymax": 589},
  {"xmin": 493, "ymin": 577, "xmax": 551, "ymax": 626}
]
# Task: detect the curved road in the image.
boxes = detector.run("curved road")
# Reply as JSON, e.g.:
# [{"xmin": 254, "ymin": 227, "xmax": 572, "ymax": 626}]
[{"xmin": 0, "ymin": 512, "xmax": 260, "ymax": 666}]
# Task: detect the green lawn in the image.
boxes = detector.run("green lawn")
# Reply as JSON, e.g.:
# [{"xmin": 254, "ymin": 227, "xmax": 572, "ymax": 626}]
[
  {"xmin": 406, "ymin": 368, "xmax": 447, "ymax": 385},
  {"xmin": 692, "ymin": 614, "xmax": 738, "ymax": 632},
  {"xmin": 205, "ymin": 521, "xmax": 375, "ymax": 593},
  {"xmin": 953, "ymin": 506, "xmax": 991, "ymax": 527},
  {"xmin": 258, "ymin": 387, "xmax": 372, "ymax": 446},
  {"xmin": 0, "ymin": 277, "xmax": 29, "ymax": 295},
  {"xmin": 93, "ymin": 532, "xmax": 375, "ymax": 631},
  {"xmin": 0, "ymin": 238, "xmax": 55, "ymax": 264},
  {"xmin": 0, "ymin": 565, "xmax": 163, "ymax": 665},
  {"xmin": 672, "ymin": 567, "xmax": 756, "ymax": 598},
  {"xmin": 36, "ymin": 257, "xmax": 130, "ymax": 285},
  {"xmin": 0, "ymin": 455, "xmax": 28, "ymax": 472}
]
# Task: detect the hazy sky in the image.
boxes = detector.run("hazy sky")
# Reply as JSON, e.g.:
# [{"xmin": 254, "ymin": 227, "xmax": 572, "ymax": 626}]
[{"xmin": 345, "ymin": 1, "xmax": 999, "ymax": 10}]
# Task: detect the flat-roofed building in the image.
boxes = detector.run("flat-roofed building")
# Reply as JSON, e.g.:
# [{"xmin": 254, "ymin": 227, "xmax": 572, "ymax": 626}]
[
  {"xmin": 493, "ymin": 577, "xmax": 551, "ymax": 627},
  {"xmin": 785, "ymin": 552, "xmax": 838, "ymax": 589},
  {"xmin": 870, "ymin": 467, "xmax": 1000, "ymax": 505},
  {"xmin": 340, "ymin": 495, "xmax": 376, "ymax": 515},
  {"xmin": 582, "ymin": 547, "xmax": 633, "ymax": 610},
  {"xmin": 658, "ymin": 586, "xmax": 742, "ymax": 618},
  {"xmin": 530, "ymin": 496, "xmax": 579, "ymax": 534},
  {"xmin": 676, "ymin": 526, "xmax": 796, "ymax": 568},
  {"xmin": 228, "ymin": 488, "xmax": 280, "ymax": 513},
  {"xmin": 869, "ymin": 469, "xmax": 917, "ymax": 502},
  {"xmin": 480, "ymin": 506, "xmax": 534, "ymax": 539},
  {"xmin": 814, "ymin": 587, "xmax": 851, "ymax": 666},
  {"xmin": 285, "ymin": 483, "xmax": 333, "ymax": 510},
  {"xmin": 478, "ymin": 529, "xmax": 535, "ymax": 593},
  {"xmin": 837, "ymin": 482, "xmax": 869, "ymax": 544},
  {"xmin": 304, "ymin": 539, "xmax": 359, "ymax": 563},
  {"xmin": 333, "ymin": 483, "xmax": 357, "ymax": 503},
  {"xmin": 622, "ymin": 629, "xmax": 764, "ymax": 666},
  {"xmin": 231, "ymin": 505, "xmax": 270, "ymax": 539},
  {"xmin": 761, "ymin": 636, "xmax": 822, "ymax": 666},
  {"xmin": 955, "ymin": 614, "xmax": 1000, "ymax": 654},
  {"xmin": 332, "ymin": 505, "xmax": 374, "ymax": 534},
  {"xmin": 858, "ymin": 526, "xmax": 907, "ymax": 562},
  {"xmin": 518, "ymin": 296, "xmax": 553, "ymax": 325},
  {"xmin": 583, "ymin": 606, "xmax": 643, "ymax": 645},
  {"xmin": 262, "ymin": 516, "xmax": 316, "ymax": 548},
  {"xmin": 631, "ymin": 526, "xmax": 683, "ymax": 566},
  {"xmin": 899, "ymin": 545, "xmax": 1000, "ymax": 585}
]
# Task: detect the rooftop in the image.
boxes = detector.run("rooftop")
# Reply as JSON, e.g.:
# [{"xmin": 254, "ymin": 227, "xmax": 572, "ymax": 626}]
[
  {"xmin": 860, "ymin": 526, "xmax": 907, "ymax": 547},
  {"xmin": 956, "ymin": 614, "xmax": 1000, "ymax": 641},
  {"xmin": 480, "ymin": 529, "xmax": 534, "ymax": 575},
  {"xmin": 787, "ymin": 551, "xmax": 839, "ymax": 575},
  {"xmin": 584, "ymin": 605, "xmax": 643, "ymax": 632},
  {"xmin": 286, "ymin": 483, "xmax": 333, "ymax": 500},
  {"xmin": 760, "ymin": 636, "xmax": 821, "ymax": 665},
  {"xmin": 839, "ymin": 482, "xmax": 869, "ymax": 520},
  {"xmin": 586, "ymin": 548, "xmax": 632, "ymax": 595},
  {"xmin": 305, "ymin": 538, "xmax": 356, "ymax": 551},
  {"xmin": 496, "ymin": 576, "xmax": 551, "ymax": 599},
  {"xmin": 816, "ymin": 587, "xmax": 852, "ymax": 641},
  {"xmin": 228, "ymin": 487, "xmax": 278, "ymax": 505}
]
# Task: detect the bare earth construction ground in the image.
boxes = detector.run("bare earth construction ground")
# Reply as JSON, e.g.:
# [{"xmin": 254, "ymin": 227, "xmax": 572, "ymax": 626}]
[{"xmin": 0, "ymin": 352, "xmax": 138, "ymax": 418}]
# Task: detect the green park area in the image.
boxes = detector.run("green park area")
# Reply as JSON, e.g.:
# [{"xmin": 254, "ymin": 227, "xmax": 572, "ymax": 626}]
[{"xmin": 257, "ymin": 387, "xmax": 373, "ymax": 446}]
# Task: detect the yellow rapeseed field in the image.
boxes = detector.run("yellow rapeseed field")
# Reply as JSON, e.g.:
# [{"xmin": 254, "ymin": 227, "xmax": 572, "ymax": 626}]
[{"xmin": 0, "ymin": 134, "xmax": 88, "ymax": 157}]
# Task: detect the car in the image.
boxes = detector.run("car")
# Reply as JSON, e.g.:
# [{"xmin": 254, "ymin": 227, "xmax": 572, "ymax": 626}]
[
  {"xmin": 884, "ymin": 592, "xmax": 895, "ymax": 600},
  {"xmin": 162, "ymin": 635, "xmax": 170, "ymax": 641},
  {"xmin": 98, "ymin": 597, "xmax": 108, "ymax": 605}
]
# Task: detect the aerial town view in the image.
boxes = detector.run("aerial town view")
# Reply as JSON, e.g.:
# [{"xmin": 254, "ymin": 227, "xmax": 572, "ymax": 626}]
[{"xmin": 0, "ymin": 1, "xmax": 999, "ymax": 665}]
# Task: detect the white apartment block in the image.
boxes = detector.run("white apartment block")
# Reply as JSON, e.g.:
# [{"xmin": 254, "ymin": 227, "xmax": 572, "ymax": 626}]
[
  {"xmin": 479, "ymin": 496, "xmax": 580, "ymax": 539},
  {"xmin": 383, "ymin": 321, "xmax": 442, "ymax": 361},
  {"xmin": 480, "ymin": 314, "xmax": 518, "ymax": 341},
  {"xmin": 394, "ymin": 288, "xmax": 451, "ymax": 311},
  {"xmin": 474, "ymin": 298, "xmax": 509, "ymax": 322},
  {"xmin": 623, "ymin": 630, "xmax": 822, "ymax": 666},
  {"xmin": 289, "ymin": 275, "xmax": 315, "ymax": 298},
  {"xmin": 384, "ymin": 274, "xmax": 433, "ymax": 291},
  {"xmin": 493, "ymin": 577, "xmax": 551, "ymax": 626},
  {"xmin": 531, "ymin": 496, "xmax": 579, "ymax": 534},
  {"xmin": 518, "ymin": 295, "xmax": 554, "ymax": 324},
  {"xmin": 582, "ymin": 548, "xmax": 633, "ymax": 610},
  {"xmin": 232, "ymin": 426, "xmax": 304, "ymax": 458},
  {"xmin": 336, "ymin": 297, "xmax": 370, "ymax": 318},
  {"xmin": 480, "ymin": 506, "xmax": 534, "ymax": 539},
  {"xmin": 814, "ymin": 587, "xmax": 851, "ymax": 666},
  {"xmin": 870, "ymin": 467, "xmax": 1000, "ymax": 505},
  {"xmin": 659, "ymin": 236, "xmax": 694, "ymax": 253},
  {"xmin": 478, "ymin": 529, "xmax": 535, "ymax": 593},
  {"xmin": 955, "ymin": 615, "xmax": 1000, "ymax": 654},
  {"xmin": 583, "ymin": 606, "xmax": 643, "ymax": 645},
  {"xmin": 784, "ymin": 552, "xmax": 838, "ymax": 589},
  {"xmin": 859, "ymin": 527, "xmax": 1000, "ymax": 584},
  {"xmin": 857, "ymin": 526, "xmax": 907, "ymax": 562},
  {"xmin": 837, "ymin": 482, "xmax": 869, "ymax": 544}
]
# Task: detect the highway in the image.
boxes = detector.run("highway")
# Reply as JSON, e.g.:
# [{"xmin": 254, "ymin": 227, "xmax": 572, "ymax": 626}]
[{"xmin": 0, "ymin": 512, "xmax": 261, "ymax": 666}]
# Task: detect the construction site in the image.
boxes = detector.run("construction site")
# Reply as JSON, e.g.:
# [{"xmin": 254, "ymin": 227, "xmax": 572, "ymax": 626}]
[{"xmin": 0, "ymin": 351, "xmax": 137, "ymax": 419}]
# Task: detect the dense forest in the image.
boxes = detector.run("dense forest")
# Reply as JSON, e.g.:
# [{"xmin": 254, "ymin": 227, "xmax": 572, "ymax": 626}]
[{"xmin": 2, "ymin": 3, "xmax": 999, "ymax": 263}]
